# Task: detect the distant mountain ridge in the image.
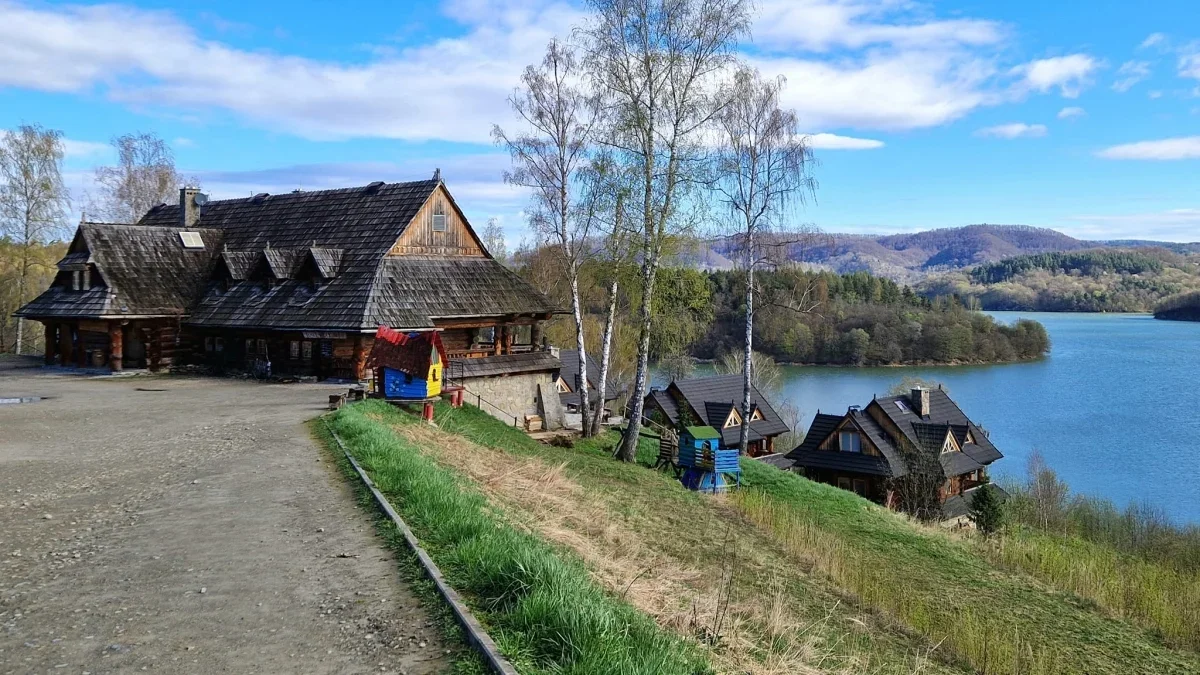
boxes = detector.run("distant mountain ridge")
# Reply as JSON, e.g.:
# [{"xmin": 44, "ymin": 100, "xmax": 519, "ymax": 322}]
[{"xmin": 792, "ymin": 224, "xmax": 1200, "ymax": 282}]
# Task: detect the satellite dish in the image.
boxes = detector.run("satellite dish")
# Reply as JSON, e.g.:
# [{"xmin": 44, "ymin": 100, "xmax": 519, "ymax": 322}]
[{"xmin": 194, "ymin": 193, "xmax": 209, "ymax": 206}]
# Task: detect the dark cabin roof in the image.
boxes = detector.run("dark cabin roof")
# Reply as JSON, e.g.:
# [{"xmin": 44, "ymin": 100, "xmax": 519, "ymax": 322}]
[
  {"xmin": 557, "ymin": 349, "xmax": 618, "ymax": 406},
  {"xmin": 786, "ymin": 411, "xmax": 897, "ymax": 477},
  {"xmin": 646, "ymin": 375, "xmax": 790, "ymax": 447},
  {"xmin": 943, "ymin": 483, "xmax": 1010, "ymax": 520},
  {"xmin": 17, "ymin": 222, "xmax": 222, "ymax": 319},
  {"xmin": 133, "ymin": 179, "xmax": 557, "ymax": 331},
  {"xmin": 787, "ymin": 388, "xmax": 1002, "ymax": 481}
]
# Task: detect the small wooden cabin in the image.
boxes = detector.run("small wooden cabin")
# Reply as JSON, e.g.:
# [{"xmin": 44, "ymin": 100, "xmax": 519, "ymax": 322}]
[{"xmin": 368, "ymin": 326, "xmax": 445, "ymax": 400}]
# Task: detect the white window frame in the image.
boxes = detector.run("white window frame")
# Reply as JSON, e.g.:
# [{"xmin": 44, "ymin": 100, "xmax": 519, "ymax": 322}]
[{"xmin": 839, "ymin": 431, "xmax": 862, "ymax": 453}]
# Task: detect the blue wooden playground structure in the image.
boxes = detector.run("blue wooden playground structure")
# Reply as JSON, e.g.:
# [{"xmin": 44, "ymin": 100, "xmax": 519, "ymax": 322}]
[{"xmin": 677, "ymin": 425, "xmax": 742, "ymax": 493}]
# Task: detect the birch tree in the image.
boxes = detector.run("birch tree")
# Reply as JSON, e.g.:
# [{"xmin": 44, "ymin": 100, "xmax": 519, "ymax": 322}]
[
  {"xmin": 711, "ymin": 68, "xmax": 816, "ymax": 454},
  {"xmin": 482, "ymin": 217, "xmax": 509, "ymax": 263},
  {"xmin": 90, "ymin": 132, "xmax": 192, "ymax": 223},
  {"xmin": 0, "ymin": 124, "xmax": 70, "ymax": 355},
  {"xmin": 584, "ymin": 0, "xmax": 752, "ymax": 461},
  {"xmin": 494, "ymin": 39, "xmax": 603, "ymax": 436}
]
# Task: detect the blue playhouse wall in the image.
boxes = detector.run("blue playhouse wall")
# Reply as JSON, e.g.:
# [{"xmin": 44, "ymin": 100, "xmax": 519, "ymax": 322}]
[
  {"xmin": 677, "ymin": 427, "xmax": 741, "ymax": 493},
  {"xmin": 382, "ymin": 366, "xmax": 431, "ymax": 399}
]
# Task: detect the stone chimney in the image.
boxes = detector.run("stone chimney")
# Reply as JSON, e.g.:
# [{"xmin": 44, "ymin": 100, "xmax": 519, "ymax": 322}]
[
  {"xmin": 180, "ymin": 187, "xmax": 201, "ymax": 228},
  {"xmin": 911, "ymin": 387, "xmax": 930, "ymax": 418}
]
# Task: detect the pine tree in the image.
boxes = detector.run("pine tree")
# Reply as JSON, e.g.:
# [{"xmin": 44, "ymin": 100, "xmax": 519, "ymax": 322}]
[{"xmin": 969, "ymin": 483, "xmax": 1004, "ymax": 536}]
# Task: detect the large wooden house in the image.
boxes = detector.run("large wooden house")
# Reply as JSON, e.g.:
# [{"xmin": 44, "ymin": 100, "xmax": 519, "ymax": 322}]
[
  {"xmin": 17, "ymin": 177, "xmax": 563, "ymax": 420},
  {"xmin": 643, "ymin": 375, "xmax": 789, "ymax": 456},
  {"xmin": 782, "ymin": 387, "xmax": 1004, "ymax": 518}
]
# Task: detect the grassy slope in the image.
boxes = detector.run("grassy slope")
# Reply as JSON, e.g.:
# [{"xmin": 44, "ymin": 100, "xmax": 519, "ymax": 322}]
[
  {"xmin": 736, "ymin": 461, "xmax": 1200, "ymax": 674},
  {"xmin": 324, "ymin": 402, "xmax": 709, "ymax": 675},
  {"xmin": 331, "ymin": 401, "xmax": 1200, "ymax": 674}
]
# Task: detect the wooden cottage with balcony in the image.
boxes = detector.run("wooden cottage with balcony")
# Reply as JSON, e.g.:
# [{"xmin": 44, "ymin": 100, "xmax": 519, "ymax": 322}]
[
  {"xmin": 17, "ymin": 176, "xmax": 563, "ymax": 419},
  {"xmin": 780, "ymin": 387, "xmax": 1005, "ymax": 519}
]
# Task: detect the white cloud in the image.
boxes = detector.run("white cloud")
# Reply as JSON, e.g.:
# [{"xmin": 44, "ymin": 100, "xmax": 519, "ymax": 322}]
[
  {"xmin": 0, "ymin": 0, "xmax": 580, "ymax": 144},
  {"xmin": 752, "ymin": 0, "xmax": 1004, "ymax": 53},
  {"xmin": 1148, "ymin": 90, "xmax": 1163, "ymax": 99},
  {"xmin": 0, "ymin": 0, "xmax": 1017, "ymax": 143},
  {"xmin": 1179, "ymin": 45, "xmax": 1200, "ymax": 81},
  {"xmin": 60, "ymin": 138, "xmax": 110, "ymax": 158},
  {"xmin": 1057, "ymin": 106, "xmax": 1085, "ymax": 120},
  {"xmin": 1140, "ymin": 33, "xmax": 1167, "ymax": 50},
  {"xmin": 173, "ymin": 137, "xmax": 195, "ymax": 148},
  {"xmin": 975, "ymin": 123, "xmax": 1047, "ymax": 139},
  {"xmin": 1067, "ymin": 209, "xmax": 1200, "ymax": 242},
  {"xmin": 1096, "ymin": 136, "xmax": 1200, "ymax": 160},
  {"xmin": 755, "ymin": 50, "xmax": 997, "ymax": 131},
  {"xmin": 1112, "ymin": 60, "xmax": 1151, "ymax": 92},
  {"xmin": 806, "ymin": 133, "xmax": 884, "ymax": 150},
  {"xmin": 1012, "ymin": 54, "xmax": 1100, "ymax": 98}
]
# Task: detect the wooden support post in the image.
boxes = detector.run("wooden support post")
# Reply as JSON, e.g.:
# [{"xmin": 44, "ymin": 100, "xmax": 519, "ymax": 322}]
[
  {"xmin": 531, "ymin": 321, "xmax": 544, "ymax": 351},
  {"xmin": 44, "ymin": 323, "xmax": 56, "ymax": 365},
  {"xmin": 149, "ymin": 324, "xmax": 163, "ymax": 367},
  {"xmin": 75, "ymin": 326, "xmax": 87, "ymax": 368},
  {"xmin": 493, "ymin": 325, "xmax": 503, "ymax": 356},
  {"xmin": 58, "ymin": 324, "xmax": 72, "ymax": 367},
  {"xmin": 352, "ymin": 334, "xmax": 367, "ymax": 381},
  {"xmin": 109, "ymin": 322, "xmax": 123, "ymax": 371}
]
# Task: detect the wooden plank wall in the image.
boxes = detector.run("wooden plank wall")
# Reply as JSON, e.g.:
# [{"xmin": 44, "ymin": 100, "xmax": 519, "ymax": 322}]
[{"xmin": 388, "ymin": 185, "xmax": 485, "ymax": 257}]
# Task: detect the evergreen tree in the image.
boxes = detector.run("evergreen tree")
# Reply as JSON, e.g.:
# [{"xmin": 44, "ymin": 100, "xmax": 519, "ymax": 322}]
[{"xmin": 969, "ymin": 483, "xmax": 1004, "ymax": 536}]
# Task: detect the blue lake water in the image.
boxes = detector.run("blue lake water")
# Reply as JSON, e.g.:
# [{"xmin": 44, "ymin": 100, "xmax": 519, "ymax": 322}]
[{"xmin": 684, "ymin": 313, "xmax": 1200, "ymax": 524}]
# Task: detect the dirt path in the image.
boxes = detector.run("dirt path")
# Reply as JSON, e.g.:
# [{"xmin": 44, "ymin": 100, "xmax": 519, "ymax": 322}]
[{"xmin": 0, "ymin": 358, "xmax": 454, "ymax": 674}]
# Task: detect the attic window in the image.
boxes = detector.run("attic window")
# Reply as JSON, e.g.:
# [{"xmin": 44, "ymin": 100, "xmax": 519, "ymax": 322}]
[
  {"xmin": 895, "ymin": 400, "xmax": 910, "ymax": 413},
  {"xmin": 750, "ymin": 407, "xmax": 764, "ymax": 421},
  {"xmin": 431, "ymin": 202, "xmax": 447, "ymax": 232},
  {"xmin": 723, "ymin": 407, "xmax": 742, "ymax": 429},
  {"xmin": 180, "ymin": 231, "xmax": 205, "ymax": 248}
]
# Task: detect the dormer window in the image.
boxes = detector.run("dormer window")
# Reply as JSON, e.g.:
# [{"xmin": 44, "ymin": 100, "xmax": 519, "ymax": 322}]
[
  {"xmin": 72, "ymin": 270, "xmax": 81, "ymax": 291},
  {"xmin": 723, "ymin": 407, "xmax": 742, "ymax": 429}
]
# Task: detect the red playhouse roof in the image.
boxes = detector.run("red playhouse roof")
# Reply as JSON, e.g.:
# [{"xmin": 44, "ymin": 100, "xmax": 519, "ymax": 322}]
[{"xmin": 367, "ymin": 326, "xmax": 447, "ymax": 376}]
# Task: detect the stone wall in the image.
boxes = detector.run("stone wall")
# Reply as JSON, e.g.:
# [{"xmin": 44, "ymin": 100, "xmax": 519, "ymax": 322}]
[{"xmin": 460, "ymin": 371, "xmax": 554, "ymax": 424}]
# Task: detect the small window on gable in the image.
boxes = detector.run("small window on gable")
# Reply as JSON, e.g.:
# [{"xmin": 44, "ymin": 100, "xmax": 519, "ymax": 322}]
[
  {"xmin": 724, "ymin": 407, "xmax": 742, "ymax": 429},
  {"xmin": 556, "ymin": 378, "xmax": 571, "ymax": 393},
  {"xmin": 180, "ymin": 231, "xmax": 205, "ymax": 249},
  {"xmin": 750, "ymin": 407, "xmax": 764, "ymax": 422},
  {"xmin": 431, "ymin": 201, "xmax": 447, "ymax": 232},
  {"xmin": 839, "ymin": 431, "xmax": 862, "ymax": 453}
]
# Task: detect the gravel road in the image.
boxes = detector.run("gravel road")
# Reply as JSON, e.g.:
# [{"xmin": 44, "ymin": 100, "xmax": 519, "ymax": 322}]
[{"xmin": 0, "ymin": 357, "xmax": 454, "ymax": 674}]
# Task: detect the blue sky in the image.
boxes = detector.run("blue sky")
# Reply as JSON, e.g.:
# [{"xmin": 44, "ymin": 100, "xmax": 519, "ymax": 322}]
[{"xmin": 2, "ymin": 0, "xmax": 1199, "ymax": 242}]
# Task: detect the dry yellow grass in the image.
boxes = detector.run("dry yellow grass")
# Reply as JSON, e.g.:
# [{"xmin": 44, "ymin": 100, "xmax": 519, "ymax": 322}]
[{"xmin": 386, "ymin": 418, "xmax": 948, "ymax": 675}]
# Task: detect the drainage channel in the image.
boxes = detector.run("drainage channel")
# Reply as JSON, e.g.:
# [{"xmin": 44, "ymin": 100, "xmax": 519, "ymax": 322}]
[{"xmin": 0, "ymin": 396, "xmax": 45, "ymax": 405}]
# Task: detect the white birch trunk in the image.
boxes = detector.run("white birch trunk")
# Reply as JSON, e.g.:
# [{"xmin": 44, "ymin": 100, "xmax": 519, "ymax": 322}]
[
  {"xmin": 590, "ymin": 275, "xmax": 619, "ymax": 436},
  {"xmin": 738, "ymin": 234, "xmax": 754, "ymax": 455},
  {"xmin": 570, "ymin": 267, "xmax": 594, "ymax": 436}
]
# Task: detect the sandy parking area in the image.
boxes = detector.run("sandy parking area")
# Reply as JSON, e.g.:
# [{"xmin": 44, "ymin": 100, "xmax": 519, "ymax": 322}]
[{"xmin": 0, "ymin": 357, "xmax": 453, "ymax": 674}]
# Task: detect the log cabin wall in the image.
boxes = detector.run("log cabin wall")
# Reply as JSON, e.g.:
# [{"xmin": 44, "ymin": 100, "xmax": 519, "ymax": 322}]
[{"xmin": 387, "ymin": 185, "xmax": 485, "ymax": 257}]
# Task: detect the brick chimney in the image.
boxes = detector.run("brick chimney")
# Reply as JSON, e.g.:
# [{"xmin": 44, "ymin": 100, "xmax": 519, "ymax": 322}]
[
  {"xmin": 180, "ymin": 187, "xmax": 201, "ymax": 228},
  {"xmin": 911, "ymin": 387, "xmax": 930, "ymax": 418}
]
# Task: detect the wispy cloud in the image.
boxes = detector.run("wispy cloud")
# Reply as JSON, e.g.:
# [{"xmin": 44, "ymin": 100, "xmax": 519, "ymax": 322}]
[
  {"xmin": 1068, "ymin": 208, "xmax": 1200, "ymax": 242},
  {"xmin": 975, "ymin": 122, "xmax": 1048, "ymax": 139},
  {"xmin": 61, "ymin": 138, "xmax": 110, "ymax": 158},
  {"xmin": 1057, "ymin": 106, "xmax": 1085, "ymax": 120},
  {"xmin": 806, "ymin": 133, "xmax": 884, "ymax": 150},
  {"xmin": 1112, "ymin": 60, "xmax": 1151, "ymax": 92},
  {"xmin": 1096, "ymin": 136, "xmax": 1200, "ymax": 160},
  {"xmin": 1140, "ymin": 33, "xmax": 1167, "ymax": 50},
  {"xmin": 1011, "ymin": 54, "xmax": 1100, "ymax": 98},
  {"xmin": 1179, "ymin": 43, "xmax": 1200, "ymax": 82}
]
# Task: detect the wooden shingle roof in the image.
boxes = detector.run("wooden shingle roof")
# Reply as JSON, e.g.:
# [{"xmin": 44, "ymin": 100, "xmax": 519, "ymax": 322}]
[{"xmin": 17, "ymin": 222, "xmax": 222, "ymax": 319}]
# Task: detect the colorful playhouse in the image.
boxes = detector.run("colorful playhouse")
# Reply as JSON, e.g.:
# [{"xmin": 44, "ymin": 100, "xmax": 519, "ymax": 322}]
[
  {"xmin": 368, "ymin": 326, "xmax": 445, "ymax": 400},
  {"xmin": 677, "ymin": 425, "xmax": 742, "ymax": 493}
]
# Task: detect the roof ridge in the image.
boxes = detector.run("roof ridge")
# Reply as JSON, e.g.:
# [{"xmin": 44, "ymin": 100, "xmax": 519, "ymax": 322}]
[{"xmin": 174, "ymin": 178, "xmax": 440, "ymax": 208}]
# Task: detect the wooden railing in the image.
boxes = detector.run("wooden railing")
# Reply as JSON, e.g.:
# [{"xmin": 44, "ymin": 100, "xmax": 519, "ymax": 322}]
[{"xmin": 445, "ymin": 348, "xmax": 494, "ymax": 359}]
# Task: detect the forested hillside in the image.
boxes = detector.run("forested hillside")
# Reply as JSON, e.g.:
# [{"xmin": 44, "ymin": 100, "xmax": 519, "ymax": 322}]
[
  {"xmin": 1155, "ymin": 291, "xmax": 1200, "ymax": 321},
  {"xmin": 0, "ymin": 238, "xmax": 67, "ymax": 355},
  {"xmin": 922, "ymin": 247, "xmax": 1200, "ymax": 312}
]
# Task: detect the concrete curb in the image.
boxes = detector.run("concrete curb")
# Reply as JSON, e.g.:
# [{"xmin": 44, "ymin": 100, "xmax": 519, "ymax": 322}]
[{"xmin": 324, "ymin": 421, "xmax": 521, "ymax": 675}]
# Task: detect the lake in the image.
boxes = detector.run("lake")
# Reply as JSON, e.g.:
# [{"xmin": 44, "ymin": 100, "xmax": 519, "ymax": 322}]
[{"xmin": 686, "ymin": 313, "xmax": 1200, "ymax": 524}]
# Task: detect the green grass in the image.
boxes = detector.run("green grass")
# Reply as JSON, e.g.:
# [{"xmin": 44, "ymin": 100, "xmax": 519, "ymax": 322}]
[
  {"xmin": 735, "ymin": 459, "xmax": 1200, "ymax": 674},
  {"xmin": 322, "ymin": 401, "xmax": 710, "ymax": 675}
]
